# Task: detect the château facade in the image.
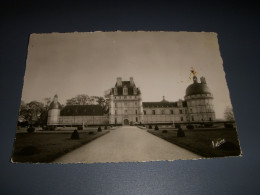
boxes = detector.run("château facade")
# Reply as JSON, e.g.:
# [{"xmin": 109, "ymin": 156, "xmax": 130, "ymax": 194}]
[{"xmin": 47, "ymin": 76, "xmax": 215, "ymax": 126}]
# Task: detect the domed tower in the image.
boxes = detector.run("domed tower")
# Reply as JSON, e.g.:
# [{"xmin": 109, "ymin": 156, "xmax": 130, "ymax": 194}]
[
  {"xmin": 184, "ymin": 76, "xmax": 215, "ymax": 122},
  {"xmin": 47, "ymin": 94, "xmax": 62, "ymax": 126}
]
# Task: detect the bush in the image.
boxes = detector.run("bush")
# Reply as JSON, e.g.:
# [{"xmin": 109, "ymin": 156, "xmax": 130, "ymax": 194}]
[
  {"xmin": 71, "ymin": 130, "xmax": 79, "ymax": 140},
  {"xmin": 162, "ymin": 130, "xmax": 168, "ymax": 133},
  {"xmin": 204, "ymin": 123, "xmax": 213, "ymax": 128},
  {"xmin": 149, "ymin": 125, "xmax": 152, "ymax": 129},
  {"xmin": 175, "ymin": 124, "xmax": 180, "ymax": 129},
  {"xmin": 186, "ymin": 124, "xmax": 194, "ymax": 129},
  {"xmin": 154, "ymin": 125, "xmax": 159, "ymax": 130},
  {"xmin": 177, "ymin": 127, "xmax": 185, "ymax": 137},
  {"xmin": 49, "ymin": 126, "xmax": 56, "ymax": 131},
  {"xmin": 88, "ymin": 131, "xmax": 94, "ymax": 135},
  {"xmin": 98, "ymin": 126, "xmax": 102, "ymax": 132},
  {"xmin": 27, "ymin": 126, "xmax": 35, "ymax": 133},
  {"xmin": 224, "ymin": 123, "xmax": 234, "ymax": 128},
  {"xmin": 77, "ymin": 126, "xmax": 83, "ymax": 130}
]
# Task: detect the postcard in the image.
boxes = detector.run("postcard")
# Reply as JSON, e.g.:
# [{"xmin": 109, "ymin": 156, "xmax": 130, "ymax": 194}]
[{"xmin": 12, "ymin": 31, "xmax": 241, "ymax": 163}]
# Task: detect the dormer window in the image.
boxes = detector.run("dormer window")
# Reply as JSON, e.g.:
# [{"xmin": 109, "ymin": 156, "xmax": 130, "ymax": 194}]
[
  {"xmin": 123, "ymin": 86, "xmax": 128, "ymax": 95},
  {"xmin": 114, "ymin": 88, "xmax": 117, "ymax": 95},
  {"xmin": 133, "ymin": 87, "xmax": 137, "ymax": 95}
]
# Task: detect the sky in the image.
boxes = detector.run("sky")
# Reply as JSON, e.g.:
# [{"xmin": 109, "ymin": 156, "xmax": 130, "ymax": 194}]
[{"xmin": 21, "ymin": 31, "xmax": 233, "ymax": 119}]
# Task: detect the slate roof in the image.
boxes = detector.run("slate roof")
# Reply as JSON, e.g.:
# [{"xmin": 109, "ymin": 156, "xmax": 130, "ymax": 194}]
[
  {"xmin": 185, "ymin": 76, "xmax": 212, "ymax": 97},
  {"xmin": 142, "ymin": 101, "xmax": 187, "ymax": 108},
  {"xmin": 112, "ymin": 81, "xmax": 141, "ymax": 95},
  {"xmin": 49, "ymin": 101, "xmax": 62, "ymax": 109},
  {"xmin": 60, "ymin": 105, "xmax": 107, "ymax": 116}
]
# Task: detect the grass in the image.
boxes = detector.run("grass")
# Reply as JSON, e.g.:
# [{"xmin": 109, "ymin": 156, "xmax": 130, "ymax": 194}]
[
  {"xmin": 12, "ymin": 130, "xmax": 109, "ymax": 163},
  {"xmin": 148, "ymin": 128, "xmax": 241, "ymax": 158}
]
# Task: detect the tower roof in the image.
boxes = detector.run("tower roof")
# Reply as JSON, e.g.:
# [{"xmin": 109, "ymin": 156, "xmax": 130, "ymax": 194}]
[{"xmin": 185, "ymin": 76, "xmax": 211, "ymax": 97}]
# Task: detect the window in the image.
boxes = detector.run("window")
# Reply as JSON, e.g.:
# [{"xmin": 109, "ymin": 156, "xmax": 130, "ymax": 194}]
[
  {"xmin": 124, "ymin": 96, "xmax": 127, "ymax": 99},
  {"xmin": 123, "ymin": 87, "xmax": 128, "ymax": 95},
  {"xmin": 144, "ymin": 110, "xmax": 146, "ymax": 115},
  {"xmin": 191, "ymin": 116, "xmax": 194, "ymax": 121},
  {"xmin": 136, "ymin": 117, "xmax": 138, "ymax": 122},
  {"xmin": 181, "ymin": 117, "xmax": 183, "ymax": 121},
  {"xmin": 114, "ymin": 88, "xmax": 117, "ymax": 95},
  {"xmin": 115, "ymin": 118, "xmax": 117, "ymax": 124},
  {"xmin": 124, "ymin": 102, "xmax": 127, "ymax": 106},
  {"xmin": 115, "ymin": 110, "xmax": 117, "ymax": 115},
  {"xmin": 190, "ymin": 108, "xmax": 192, "ymax": 113},
  {"xmin": 161, "ymin": 110, "xmax": 165, "ymax": 114},
  {"xmin": 115, "ymin": 103, "xmax": 117, "ymax": 108},
  {"xmin": 152, "ymin": 110, "xmax": 155, "ymax": 115},
  {"xmin": 170, "ymin": 110, "xmax": 174, "ymax": 114},
  {"xmin": 125, "ymin": 110, "xmax": 127, "ymax": 114},
  {"xmin": 135, "ymin": 102, "xmax": 137, "ymax": 106},
  {"xmin": 179, "ymin": 109, "xmax": 182, "ymax": 114},
  {"xmin": 135, "ymin": 110, "xmax": 138, "ymax": 115}
]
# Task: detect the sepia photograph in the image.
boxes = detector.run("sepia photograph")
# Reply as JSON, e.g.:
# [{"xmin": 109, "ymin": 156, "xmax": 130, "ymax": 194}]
[{"xmin": 12, "ymin": 31, "xmax": 241, "ymax": 163}]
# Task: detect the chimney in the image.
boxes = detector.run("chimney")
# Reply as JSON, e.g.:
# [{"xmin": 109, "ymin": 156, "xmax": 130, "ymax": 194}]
[
  {"xmin": 116, "ymin": 77, "xmax": 122, "ymax": 87},
  {"xmin": 130, "ymin": 77, "xmax": 134, "ymax": 86},
  {"xmin": 200, "ymin": 77, "xmax": 206, "ymax": 84}
]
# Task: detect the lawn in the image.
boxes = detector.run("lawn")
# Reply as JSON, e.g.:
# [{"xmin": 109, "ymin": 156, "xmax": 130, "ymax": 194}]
[
  {"xmin": 148, "ymin": 128, "xmax": 241, "ymax": 158},
  {"xmin": 12, "ymin": 130, "xmax": 109, "ymax": 163}
]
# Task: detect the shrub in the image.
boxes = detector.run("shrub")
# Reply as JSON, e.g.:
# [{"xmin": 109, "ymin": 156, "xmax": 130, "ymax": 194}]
[
  {"xmin": 98, "ymin": 126, "xmax": 102, "ymax": 132},
  {"xmin": 149, "ymin": 125, "xmax": 152, "ymax": 129},
  {"xmin": 154, "ymin": 125, "xmax": 159, "ymax": 130},
  {"xmin": 204, "ymin": 123, "xmax": 213, "ymax": 128},
  {"xmin": 186, "ymin": 124, "xmax": 194, "ymax": 129},
  {"xmin": 71, "ymin": 130, "xmax": 79, "ymax": 140},
  {"xmin": 49, "ymin": 126, "xmax": 56, "ymax": 131},
  {"xmin": 162, "ymin": 130, "xmax": 168, "ymax": 133},
  {"xmin": 88, "ymin": 131, "xmax": 94, "ymax": 135},
  {"xmin": 177, "ymin": 127, "xmax": 185, "ymax": 137},
  {"xmin": 224, "ymin": 123, "xmax": 234, "ymax": 128},
  {"xmin": 27, "ymin": 126, "xmax": 35, "ymax": 133},
  {"xmin": 175, "ymin": 124, "xmax": 180, "ymax": 129},
  {"xmin": 143, "ymin": 125, "xmax": 145, "ymax": 127}
]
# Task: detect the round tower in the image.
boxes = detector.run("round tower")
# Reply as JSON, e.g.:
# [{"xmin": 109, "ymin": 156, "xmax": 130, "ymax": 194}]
[
  {"xmin": 184, "ymin": 76, "xmax": 215, "ymax": 122},
  {"xmin": 47, "ymin": 94, "xmax": 62, "ymax": 126}
]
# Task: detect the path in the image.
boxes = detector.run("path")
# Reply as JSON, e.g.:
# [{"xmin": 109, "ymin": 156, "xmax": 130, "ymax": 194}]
[{"xmin": 53, "ymin": 126, "xmax": 201, "ymax": 163}]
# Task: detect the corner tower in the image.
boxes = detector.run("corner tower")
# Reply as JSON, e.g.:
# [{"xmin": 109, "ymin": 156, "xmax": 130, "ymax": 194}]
[
  {"xmin": 47, "ymin": 94, "xmax": 62, "ymax": 126},
  {"xmin": 184, "ymin": 76, "xmax": 216, "ymax": 122}
]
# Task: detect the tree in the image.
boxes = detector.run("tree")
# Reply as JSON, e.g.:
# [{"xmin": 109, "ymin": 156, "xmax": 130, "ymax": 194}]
[
  {"xmin": 66, "ymin": 94, "xmax": 90, "ymax": 105},
  {"xmin": 66, "ymin": 94, "xmax": 109, "ymax": 114},
  {"xmin": 19, "ymin": 101, "xmax": 45, "ymax": 125},
  {"xmin": 224, "ymin": 106, "xmax": 235, "ymax": 121}
]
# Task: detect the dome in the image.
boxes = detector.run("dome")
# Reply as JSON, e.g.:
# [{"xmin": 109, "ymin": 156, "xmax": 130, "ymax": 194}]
[
  {"xmin": 49, "ymin": 101, "xmax": 62, "ymax": 109},
  {"xmin": 49, "ymin": 94, "xmax": 62, "ymax": 109},
  {"xmin": 185, "ymin": 76, "xmax": 212, "ymax": 97}
]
